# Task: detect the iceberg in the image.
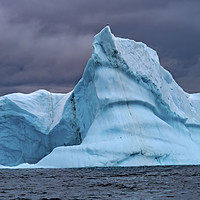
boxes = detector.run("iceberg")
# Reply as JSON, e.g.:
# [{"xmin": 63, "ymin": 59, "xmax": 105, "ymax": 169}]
[{"xmin": 0, "ymin": 26, "xmax": 200, "ymax": 168}]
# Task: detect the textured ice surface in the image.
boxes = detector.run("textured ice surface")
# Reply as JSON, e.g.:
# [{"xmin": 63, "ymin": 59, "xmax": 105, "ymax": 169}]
[
  {"xmin": 0, "ymin": 90, "xmax": 81, "ymax": 166},
  {"xmin": 0, "ymin": 26, "xmax": 200, "ymax": 168}
]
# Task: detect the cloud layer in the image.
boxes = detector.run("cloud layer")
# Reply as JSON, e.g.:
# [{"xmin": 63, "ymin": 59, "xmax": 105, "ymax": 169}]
[{"xmin": 0, "ymin": 0, "xmax": 199, "ymax": 95}]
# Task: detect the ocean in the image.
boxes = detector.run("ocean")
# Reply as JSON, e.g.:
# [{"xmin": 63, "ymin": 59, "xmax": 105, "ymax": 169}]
[{"xmin": 0, "ymin": 165, "xmax": 199, "ymax": 199}]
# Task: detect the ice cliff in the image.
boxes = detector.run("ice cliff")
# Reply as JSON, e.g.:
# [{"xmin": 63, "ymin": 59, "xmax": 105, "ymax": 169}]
[{"xmin": 1, "ymin": 26, "xmax": 200, "ymax": 168}]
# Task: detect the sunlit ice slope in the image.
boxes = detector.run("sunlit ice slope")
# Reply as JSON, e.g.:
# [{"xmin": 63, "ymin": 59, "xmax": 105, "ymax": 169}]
[{"xmin": 1, "ymin": 26, "xmax": 200, "ymax": 168}]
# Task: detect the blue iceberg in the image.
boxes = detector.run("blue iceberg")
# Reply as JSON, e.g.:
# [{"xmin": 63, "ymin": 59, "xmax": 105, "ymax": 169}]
[{"xmin": 1, "ymin": 26, "xmax": 200, "ymax": 168}]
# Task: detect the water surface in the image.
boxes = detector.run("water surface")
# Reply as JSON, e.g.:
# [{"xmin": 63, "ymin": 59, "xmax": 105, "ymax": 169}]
[{"xmin": 0, "ymin": 165, "xmax": 199, "ymax": 199}]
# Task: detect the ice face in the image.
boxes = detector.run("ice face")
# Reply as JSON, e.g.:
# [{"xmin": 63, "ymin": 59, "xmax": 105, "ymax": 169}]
[
  {"xmin": 0, "ymin": 90, "xmax": 81, "ymax": 166},
  {"xmin": 0, "ymin": 26, "xmax": 200, "ymax": 168}
]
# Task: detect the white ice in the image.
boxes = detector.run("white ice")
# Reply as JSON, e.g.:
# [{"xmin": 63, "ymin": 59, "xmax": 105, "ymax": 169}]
[{"xmin": 0, "ymin": 26, "xmax": 200, "ymax": 168}]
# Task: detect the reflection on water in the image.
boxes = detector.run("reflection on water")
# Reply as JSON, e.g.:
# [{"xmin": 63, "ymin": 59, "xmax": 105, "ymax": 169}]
[{"xmin": 0, "ymin": 165, "xmax": 199, "ymax": 199}]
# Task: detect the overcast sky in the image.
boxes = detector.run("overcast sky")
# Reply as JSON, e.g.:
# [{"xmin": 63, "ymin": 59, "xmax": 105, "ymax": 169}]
[{"xmin": 0, "ymin": 0, "xmax": 199, "ymax": 96}]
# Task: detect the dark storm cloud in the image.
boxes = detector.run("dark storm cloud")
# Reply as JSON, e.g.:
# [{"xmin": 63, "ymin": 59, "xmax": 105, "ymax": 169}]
[
  {"xmin": 0, "ymin": 0, "xmax": 94, "ymax": 95},
  {"xmin": 0, "ymin": 0, "xmax": 199, "ymax": 95}
]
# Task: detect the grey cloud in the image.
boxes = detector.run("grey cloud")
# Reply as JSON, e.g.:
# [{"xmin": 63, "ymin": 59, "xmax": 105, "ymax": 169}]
[
  {"xmin": 0, "ymin": 0, "xmax": 199, "ymax": 95},
  {"xmin": 0, "ymin": 4, "xmax": 93, "ymax": 95}
]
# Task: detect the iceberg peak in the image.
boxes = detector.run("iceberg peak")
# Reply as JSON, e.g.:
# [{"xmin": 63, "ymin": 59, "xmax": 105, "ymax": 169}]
[
  {"xmin": 92, "ymin": 26, "xmax": 116, "ymax": 61},
  {"xmin": 96, "ymin": 25, "xmax": 113, "ymax": 40}
]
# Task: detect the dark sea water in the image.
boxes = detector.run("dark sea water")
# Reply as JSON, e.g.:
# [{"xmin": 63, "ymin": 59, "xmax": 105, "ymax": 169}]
[{"xmin": 0, "ymin": 165, "xmax": 200, "ymax": 200}]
